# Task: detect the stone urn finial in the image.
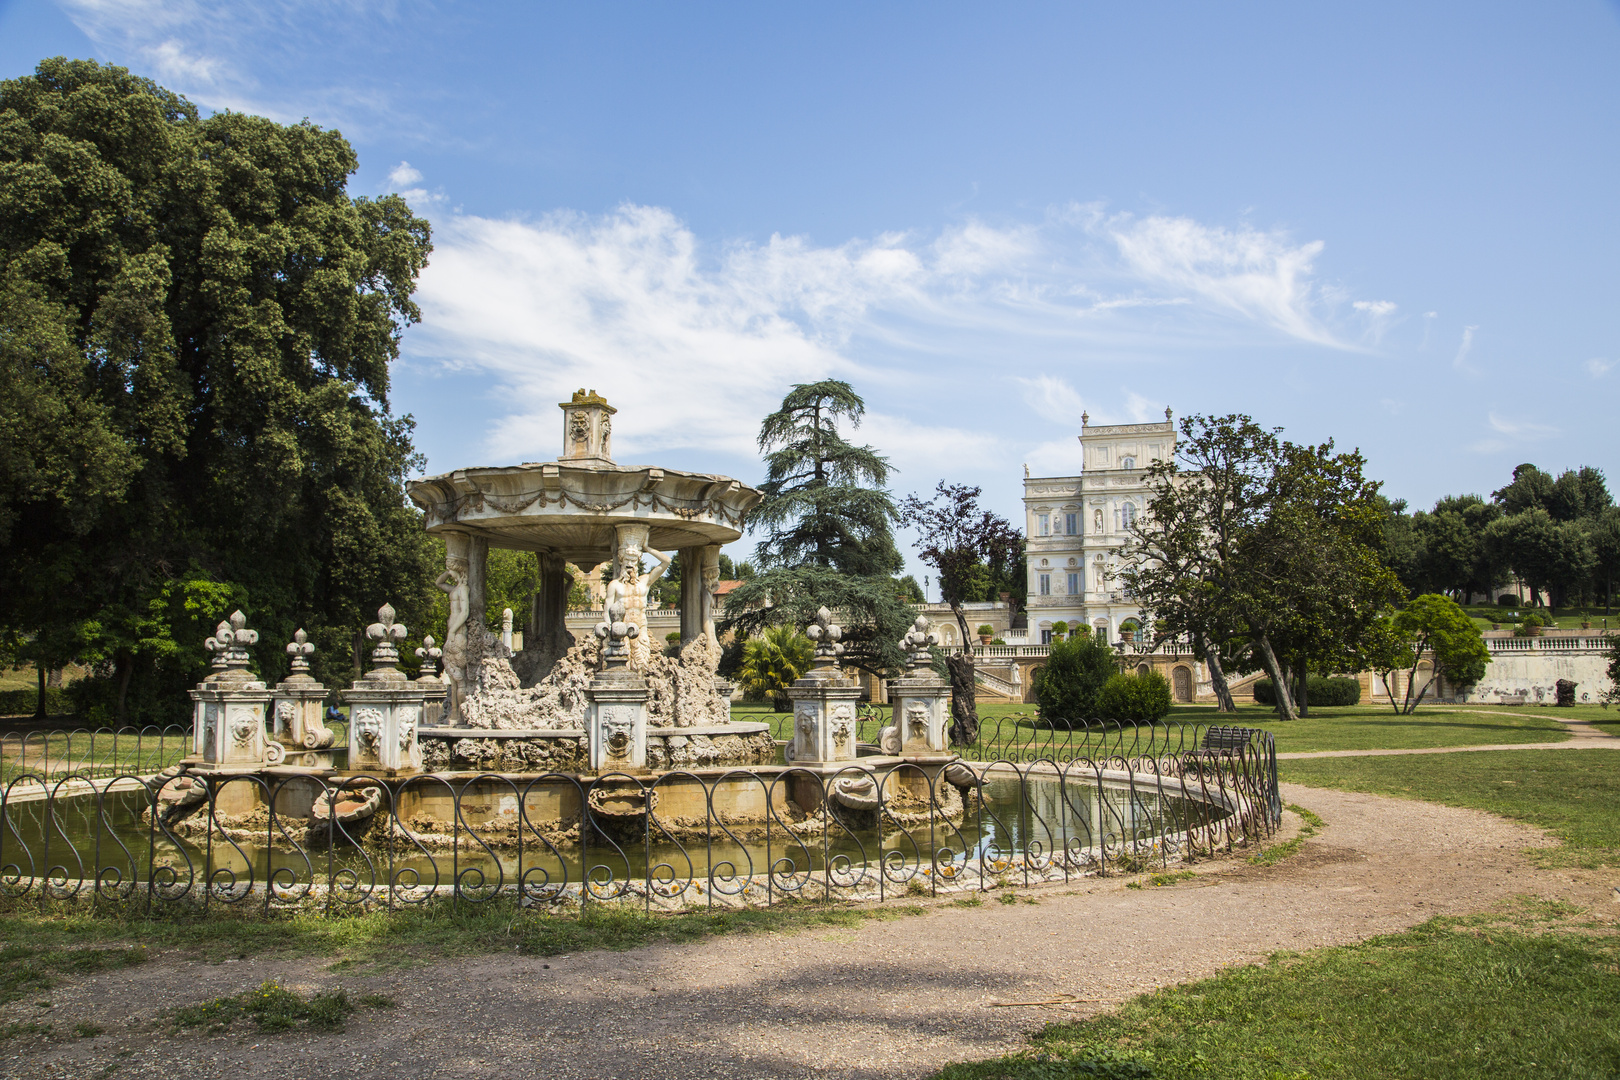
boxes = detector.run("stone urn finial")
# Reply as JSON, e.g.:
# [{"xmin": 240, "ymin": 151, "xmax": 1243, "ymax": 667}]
[
  {"xmin": 365, "ymin": 603, "xmax": 408, "ymax": 672},
  {"xmin": 205, "ymin": 610, "xmax": 259, "ymax": 673},
  {"xmin": 901, "ymin": 614, "xmax": 940, "ymax": 672},
  {"xmin": 805, "ymin": 606, "xmax": 844, "ymax": 674},
  {"xmin": 595, "ymin": 599, "xmax": 639, "ymax": 668},
  {"xmin": 285, "ymin": 628, "xmax": 314, "ymax": 675},
  {"xmin": 415, "ymin": 635, "xmax": 443, "ymax": 679}
]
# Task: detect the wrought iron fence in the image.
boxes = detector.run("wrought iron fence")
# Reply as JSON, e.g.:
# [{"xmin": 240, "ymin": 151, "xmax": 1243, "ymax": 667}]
[
  {"xmin": 0, "ymin": 722, "xmax": 1278, "ymax": 917},
  {"xmin": 0, "ymin": 725, "xmax": 194, "ymax": 784}
]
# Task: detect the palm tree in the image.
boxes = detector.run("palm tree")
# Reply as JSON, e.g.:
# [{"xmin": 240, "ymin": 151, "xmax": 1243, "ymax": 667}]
[{"xmin": 737, "ymin": 625, "xmax": 814, "ymax": 712}]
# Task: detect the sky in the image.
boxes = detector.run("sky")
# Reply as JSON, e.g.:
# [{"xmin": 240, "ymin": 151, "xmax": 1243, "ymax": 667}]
[{"xmin": 3, "ymin": 2, "xmax": 1618, "ymax": 589}]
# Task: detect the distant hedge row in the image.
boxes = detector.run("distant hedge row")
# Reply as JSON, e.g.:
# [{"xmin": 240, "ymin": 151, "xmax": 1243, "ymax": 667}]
[
  {"xmin": 1252, "ymin": 676, "xmax": 1361, "ymax": 707},
  {"xmin": 0, "ymin": 687, "xmax": 74, "ymax": 717}
]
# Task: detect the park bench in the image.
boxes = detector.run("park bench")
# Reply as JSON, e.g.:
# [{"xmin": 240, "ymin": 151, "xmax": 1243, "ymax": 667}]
[{"xmin": 1190, "ymin": 725, "xmax": 1256, "ymax": 759}]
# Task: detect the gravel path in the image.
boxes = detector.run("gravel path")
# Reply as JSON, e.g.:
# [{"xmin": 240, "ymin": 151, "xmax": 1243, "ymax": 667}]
[{"xmin": 13, "ymin": 784, "xmax": 1617, "ymax": 1080}]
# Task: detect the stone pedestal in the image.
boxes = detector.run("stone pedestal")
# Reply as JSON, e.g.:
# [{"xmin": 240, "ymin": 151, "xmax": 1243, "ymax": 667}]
[
  {"xmin": 343, "ymin": 604, "xmax": 430, "ymax": 775},
  {"xmin": 888, "ymin": 674, "xmax": 950, "ymax": 754},
  {"xmin": 587, "ymin": 674, "xmax": 649, "ymax": 772},
  {"xmin": 190, "ymin": 611, "xmax": 278, "ymax": 770},
  {"xmin": 587, "ymin": 601, "xmax": 649, "ymax": 772},
  {"xmin": 270, "ymin": 629, "xmax": 335, "ymax": 750},
  {"xmin": 884, "ymin": 614, "xmax": 950, "ymax": 755},
  {"xmin": 784, "ymin": 607, "xmax": 862, "ymax": 764}
]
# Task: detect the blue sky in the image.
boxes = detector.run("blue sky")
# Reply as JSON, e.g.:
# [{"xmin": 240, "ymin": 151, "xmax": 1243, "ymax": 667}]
[{"xmin": 4, "ymin": 2, "xmax": 1618, "ymax": 586}]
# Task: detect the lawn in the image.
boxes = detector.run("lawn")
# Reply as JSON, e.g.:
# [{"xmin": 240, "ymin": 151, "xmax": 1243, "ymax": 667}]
[
  {"xmin": 932, "ymin": 904, "xmax": 1620, "ymax": 1080},
  {"xmin": 1280, "ymin": 747, "xmax": 1620, "ymax": 869},
  {"xmin": 731, "ymin": 701, "xmax": 1573, "ymax": 756}
]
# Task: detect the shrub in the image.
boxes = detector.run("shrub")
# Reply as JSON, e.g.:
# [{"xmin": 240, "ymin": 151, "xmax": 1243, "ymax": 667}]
[
  {"xmin": 1051, "ymin": 620, "xmax": 1069, "ymax": 640},
  {"xmin": 1497, "ymin": 594, "xmax": 1519, "ymax": 607},
  {"xmin": 1033, "ymin": 631, "xmax": 1117, "ymax": 725},
  {"xmin": 989, "ymin": 638, "xmax": 1007, "ymax": 646},
  {"xmin": 0, "ymin": 687, "xmax": 74, "ymax": 717},
  {"xmin": 1253, "ymin": 676, "xmax": 1361, "ymax": 707},
  {"xmin": 1094, "ymin": 671, "xmax": 1172, "ymax": 722},
  {"xmin": 737, "ymin": 625, "xmax": 814, "ymax": 712},
  {"xmin": 976, "ymin": 624, "xmax": 994, "ymax": 637}
]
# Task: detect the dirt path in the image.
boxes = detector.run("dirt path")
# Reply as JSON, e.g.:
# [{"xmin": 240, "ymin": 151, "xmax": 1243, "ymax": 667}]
[{"xmin": 12, "ymin": 784, "xmax": 1617, "ymax": 1080}]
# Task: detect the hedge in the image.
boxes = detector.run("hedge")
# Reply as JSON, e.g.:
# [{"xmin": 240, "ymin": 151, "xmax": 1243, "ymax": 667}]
[
  {"xmin": 0, "ymin": 686, "xmax": 75, "ymax": 717},
  {"xmin": 1094, "ymin": 671, "xmax": 1173, "ymax": 722},
  {"xmin": 1252, "ymin": 676, "xmax": 1361, "ymax": 707}
]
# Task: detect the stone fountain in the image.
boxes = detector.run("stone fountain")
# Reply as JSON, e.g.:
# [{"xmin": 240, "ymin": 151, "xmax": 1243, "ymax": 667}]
[{"xmin": 404, "ymin": 391, "xmax": 771, "ymax": 772}]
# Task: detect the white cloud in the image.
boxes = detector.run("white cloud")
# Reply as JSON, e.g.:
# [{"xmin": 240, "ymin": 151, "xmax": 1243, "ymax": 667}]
[
  {"xmin": 405, "ymin": 202, "xmax": 1396, "ymax": 471},
  {"xmin": 1014, "ymin": 376, "xmax": 1087, "ymax": 426},
  {"xmin": 1453, "ymin": 325, "xmax": 1479, "ymax": 374},
  {"xmin": 388, "ymin": 161, "xmax": 425, "ymax": 188},
  {"xmin": 1586, "ymin": 357, "xmax": 1614, "ymax": 378},
  {"xmin": 1470, "ymin": 411, "xmax": 1557, "ymax": 453},
  {"xmin": 1100, "ymin": 212, "xmax": 1346, "ymax": 347}
]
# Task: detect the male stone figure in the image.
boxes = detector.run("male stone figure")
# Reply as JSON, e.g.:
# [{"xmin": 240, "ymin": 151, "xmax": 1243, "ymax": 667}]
[{"xmin": 604, "ymin": 536, "xmax": 671, "ymax": 668}]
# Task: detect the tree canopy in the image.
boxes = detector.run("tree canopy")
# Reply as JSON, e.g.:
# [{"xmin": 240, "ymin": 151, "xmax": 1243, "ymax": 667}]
[
  {"xmin": 724, "ymin": 380, "xmax": 913, "ymax": 676},
  {"xmin": 0, "ymin": 57, "xmax": 435, "ymax": 720}
]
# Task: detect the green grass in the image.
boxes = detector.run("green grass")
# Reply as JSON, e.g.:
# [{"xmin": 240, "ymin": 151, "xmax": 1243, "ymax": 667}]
[
  {"xmin": 171, "ymin": 980, "xmax": 387, "ymax": 1034},
  {"xmin": 0, "ymin": 731, "xmax": 192, "ymax": 784},
  {"xmin": 731, "ymin": 701, "xmax": 1577, "ymax": 756},
  {"xmin": 1247, "ymin": 804, "xmax": 1325, "ymax": 868},
  {"xmin": 1457, "ymin": 604, "xmax": 1618, "ymax": 634},
  {"xmin": 0, "ymin": 895, "xmax": 929, "ymax": 975},
  {"xmin": 1281, "ymin": 748, "xmax": 1620, "ymax": 868},
  {"xmin": 932, "ymin": 907, "xmax": 1620, "ymax": 1080}
]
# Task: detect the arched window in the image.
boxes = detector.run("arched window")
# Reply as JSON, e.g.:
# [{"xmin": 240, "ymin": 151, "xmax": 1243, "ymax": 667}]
[
  {"xmin": 1122, "ymin": 456, "xmax": 1135, "ymax": 470},
  {"xmin": 1120, "ymin": 618, "xmax": 1142, "ymax": 644}
]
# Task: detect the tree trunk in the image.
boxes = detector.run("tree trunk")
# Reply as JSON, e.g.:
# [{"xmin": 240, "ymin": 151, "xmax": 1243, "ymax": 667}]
[
  {"xmin": 34, "ymin": 662, "xmax": 46, "ymax": 719},
  {"xmin": 352, "ymin": 628, "xmax": 365, "ymax": 683},
  {"xmin": 1293, "ymin": 658, "xmax": 1309, "ymax": 718},
  {"xmin": 1196, "ymin": 634, "xmax": 1235, "ymax": 712},
  {"xmin": 1252, "ymin": 635, "xmax": 1297, "ymax": 720},
  {"xmin": 114, "ymin": 650, "xmax": 134, "ymax": 725},
  {"xmin": 945, "ymin": 653, "xmax": 979, "ymax": 746}
]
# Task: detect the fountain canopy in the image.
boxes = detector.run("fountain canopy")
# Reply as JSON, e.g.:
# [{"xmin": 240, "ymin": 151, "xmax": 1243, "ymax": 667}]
[{"xmin": 407, "ymin": 389, "xmax": 760, "ymax": 565}]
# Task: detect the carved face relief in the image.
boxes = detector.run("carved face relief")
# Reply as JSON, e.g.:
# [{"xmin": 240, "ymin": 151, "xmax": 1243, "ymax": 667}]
[
  {"xmin": 274, "ymin": 699, "xmax": 296, "ymax": 733},
  {"xmin": 600, "ymin": 705, "xmax": 635, "ymax": 758},
  {"xmin": 830, "ymin": 703, "xmax": 854, "ymax": 742},
  {"xmin": 569, "ymin": 411, "xmax": 589, "ymax": 445},
  {"xmin": 228, "ymin": 708, "xmax": 258, "ymax": 746},
  {"xmin": 906, "ymin": 701, "xmax": 929, "ymax": 740},
  {"xmin": 795, "ymin": 706, "xmax": 818, "ymax": 744},
  {"xmin": 354, "ymin": 708, "xmax": 383, "ymax": 749},
  {"xmin": 397, "ymin": 706, "xmax": 418, "ymax": 751}
]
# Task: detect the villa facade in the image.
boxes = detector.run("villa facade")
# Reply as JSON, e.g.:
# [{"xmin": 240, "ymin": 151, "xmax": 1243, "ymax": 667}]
[{"xmin": 1023, "ymin": 410, "xmax": 1175, "ymax": 647}]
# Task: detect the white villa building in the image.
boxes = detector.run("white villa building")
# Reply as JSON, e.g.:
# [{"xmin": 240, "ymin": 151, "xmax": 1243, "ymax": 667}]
[{"xmin": 1023, "ymin": 410, "xmax": 1175, "ymax": 647}]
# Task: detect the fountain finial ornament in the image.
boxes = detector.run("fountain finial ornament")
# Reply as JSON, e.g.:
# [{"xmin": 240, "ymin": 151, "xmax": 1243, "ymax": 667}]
[
  {"xmin": 365, "ymin": 603, "xmax": 408, "ymax": 673},
  {"xmin": 901, "ymin": 614, "xmax": 940, "ymax": 672},
  {"xmin": 285, "ymin": 628, "xmax": 315, "ymax": 675},
  {"xmin": 595, "ymin": 599, "xmax": 640, "ymax": 669},
  {"xmin": 804, "ymin": 606, "xmax": 844, "ymax": 675},
  {"xmin": 206, "ymin": 610, "xmax": 259, "ymax": 673},
  {"xmin": 415, "ymin": 636, "xmax": 443, "ymax": 679}
]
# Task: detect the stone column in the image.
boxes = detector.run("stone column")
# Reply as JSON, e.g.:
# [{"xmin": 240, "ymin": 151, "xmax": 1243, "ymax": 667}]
[
  {"xmin": 190, "ymin": 611, "xmax": 281, "ymax": 770},
  {"xmin": 467, "ymin": 534, "xmax": 489, "ymax": 663},
  {"xmin": 533, "ymin": 551, "xmax": 572, "ymax": 641},
  {"xmin": 270, "ymin": 629, "xmax": 335, "ymax": 753},
  {"xmin": 343, "ymin": 604, "xmax": 431, "ymax": 775},
  {"xmin": 586, "ymin": 601, "xmax": 649, "ymax": 772},
  {"xmin": 886, "ymin": 615, "xmax": 951, "ymax": 755},
  {"xmin": 785, "ymin": 607, "xmax": 863, "ymax": 764},
  {"xmin": 678, "ymin": 545, "xmax": 704, "ymax": 644}
]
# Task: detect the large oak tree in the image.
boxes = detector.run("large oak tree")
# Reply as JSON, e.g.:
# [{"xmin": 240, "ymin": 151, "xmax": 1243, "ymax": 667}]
[{"xmin": 0, "ymin": 58, "xmax": 435, "ymax": 720}]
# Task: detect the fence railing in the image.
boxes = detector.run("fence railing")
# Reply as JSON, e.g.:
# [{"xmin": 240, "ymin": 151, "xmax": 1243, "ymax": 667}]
[
  {"xmin": 0, "ymin": 725, "xmax": 194, "ymax": 784},
  {"xmin": 0, "ymin": 723, "xmax": 1278, "ymax": 917}
]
